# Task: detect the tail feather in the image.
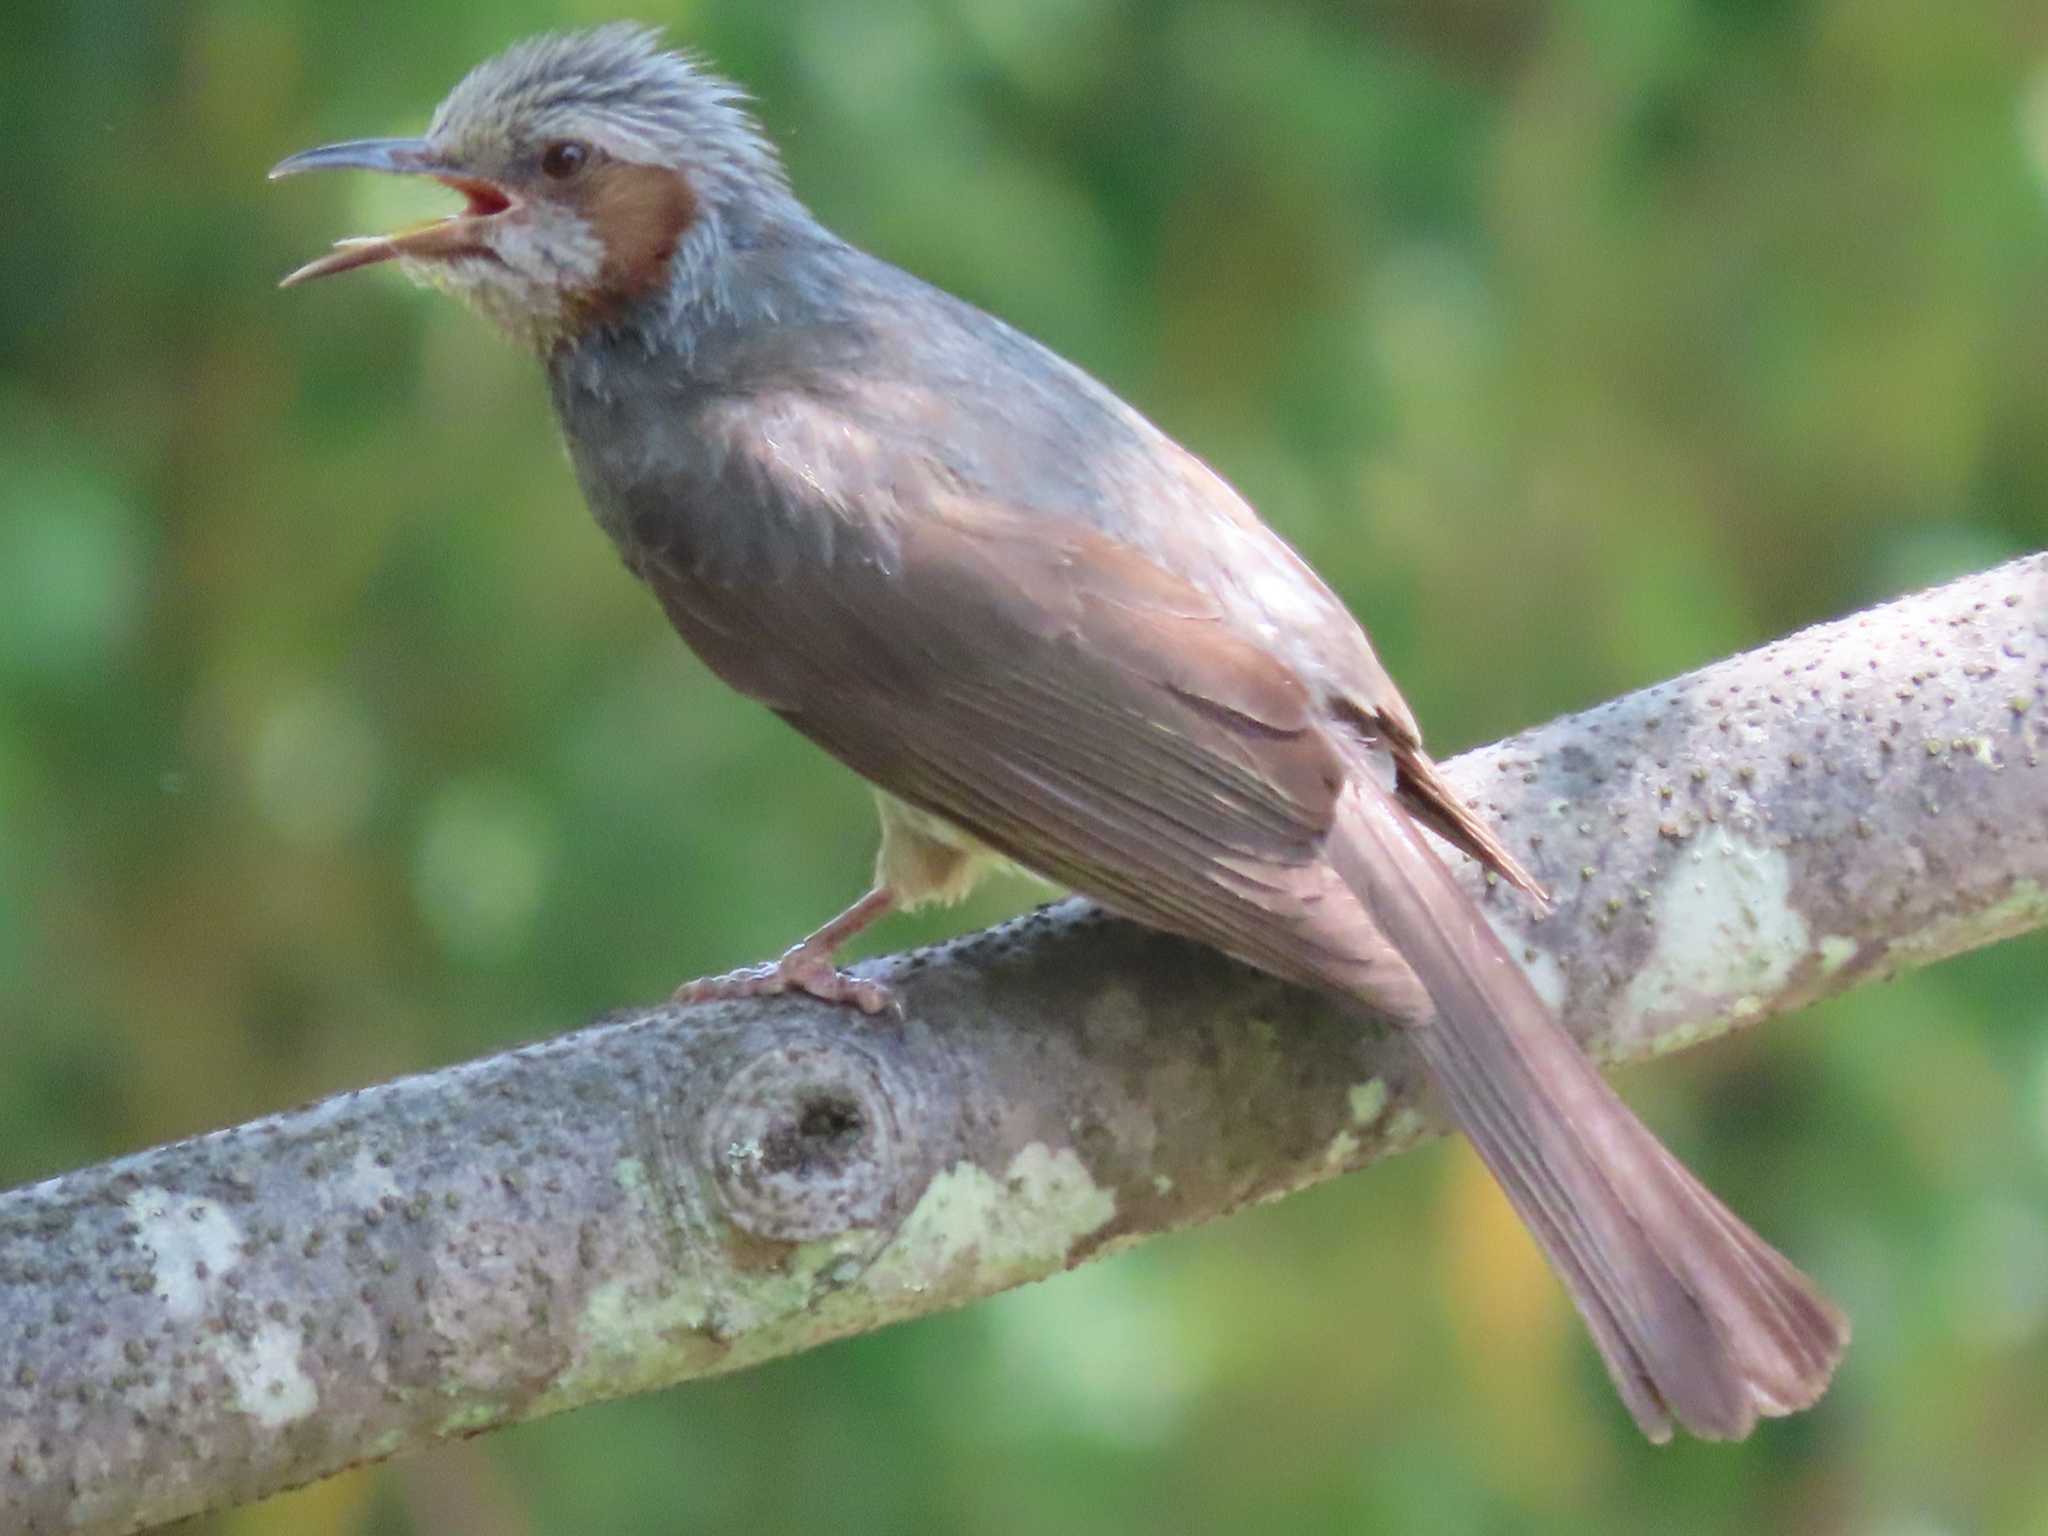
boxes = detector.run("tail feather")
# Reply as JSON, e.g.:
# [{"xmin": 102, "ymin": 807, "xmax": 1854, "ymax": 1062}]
[{"xmin": 1330, "ymin": 778, "xmax": 1847, "ymax": 1441}]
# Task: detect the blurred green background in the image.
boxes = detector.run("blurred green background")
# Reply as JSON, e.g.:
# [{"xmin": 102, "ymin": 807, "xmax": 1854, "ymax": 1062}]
[{"xmin": 6, "ymin": 0, "xmax": 2048, "ymax": 1531}]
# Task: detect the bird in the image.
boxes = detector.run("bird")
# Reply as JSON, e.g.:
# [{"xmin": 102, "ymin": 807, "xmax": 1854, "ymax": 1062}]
[{"xmin": 272, "ymin": 24, "xmax": 1848, "ymax": 1441}]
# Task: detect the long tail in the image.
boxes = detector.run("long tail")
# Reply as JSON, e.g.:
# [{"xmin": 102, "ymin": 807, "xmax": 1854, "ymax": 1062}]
[{"xmin": 1329, "ymin": 778, "xmax": 1847, "ymax": 1441}]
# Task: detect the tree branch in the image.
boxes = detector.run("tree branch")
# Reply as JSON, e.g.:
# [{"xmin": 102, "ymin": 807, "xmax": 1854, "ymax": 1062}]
[{"xmin": 6, "ymin": 556, "xmax": 2046, "ymax": 1535}]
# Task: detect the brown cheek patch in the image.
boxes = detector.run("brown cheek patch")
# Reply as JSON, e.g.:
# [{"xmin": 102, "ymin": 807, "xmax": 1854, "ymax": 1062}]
[{"xmin": 581, "ymin": 161, "xmax": 697, "ymax": 305}]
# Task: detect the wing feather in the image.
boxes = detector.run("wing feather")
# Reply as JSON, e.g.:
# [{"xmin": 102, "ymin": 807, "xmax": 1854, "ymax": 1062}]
[{"xmin": 622, "ymin": 391, "xmax": 1398, "ymax": 990}]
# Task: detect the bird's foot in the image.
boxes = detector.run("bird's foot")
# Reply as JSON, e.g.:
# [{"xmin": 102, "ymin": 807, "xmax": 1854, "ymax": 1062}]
[
  {"xmin": 673, "ymin": 944, "xmax": 894, "ymax": 1016},
  {"xmin": 673, "ymin": 887, "xmax": 900, "ymax": 1016}
]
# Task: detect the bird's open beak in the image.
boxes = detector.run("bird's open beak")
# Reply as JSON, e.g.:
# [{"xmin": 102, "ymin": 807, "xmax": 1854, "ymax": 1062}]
[{"xmin": 269, "ymin": 137, "xmax": 516, "ymax": 287}]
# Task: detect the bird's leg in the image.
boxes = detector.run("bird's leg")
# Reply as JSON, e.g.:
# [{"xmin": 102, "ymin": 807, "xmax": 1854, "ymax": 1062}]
[{"xmin": 673, "ymin": 887, "xmax": 898, "ymax": 1014}]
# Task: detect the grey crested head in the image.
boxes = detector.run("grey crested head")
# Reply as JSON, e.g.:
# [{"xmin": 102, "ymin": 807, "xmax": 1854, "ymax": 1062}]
[{"xmin": 271, "ymin": 24, "xmax": 809, "ymax": 350}]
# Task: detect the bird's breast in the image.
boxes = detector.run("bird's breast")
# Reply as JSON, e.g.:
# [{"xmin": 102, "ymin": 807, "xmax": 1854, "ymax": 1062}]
[{"xmin": 550, "ymin": 395, "xmax": 861, "ymax": 714}]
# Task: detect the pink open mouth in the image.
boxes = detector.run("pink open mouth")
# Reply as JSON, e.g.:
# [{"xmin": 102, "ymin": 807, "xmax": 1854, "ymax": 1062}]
[{"xmin": 269, "ymin": 138, "xmax": 519, "ymax": 287}]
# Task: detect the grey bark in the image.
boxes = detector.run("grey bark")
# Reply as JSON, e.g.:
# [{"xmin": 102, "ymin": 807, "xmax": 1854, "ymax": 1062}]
[{"xmin": 4, "ymin": 555, "xmax": 2046, "ymax": 1535}]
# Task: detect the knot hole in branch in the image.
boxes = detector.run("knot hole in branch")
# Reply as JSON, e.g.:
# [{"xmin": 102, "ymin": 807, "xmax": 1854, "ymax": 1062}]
[
  {"xmin": 761, "ymin": 1095, "xmax": 866, "ymax": 1178},
  {"xmin": 703, "ymin": 1039, "xmax": 911, "ymax": 1242}
]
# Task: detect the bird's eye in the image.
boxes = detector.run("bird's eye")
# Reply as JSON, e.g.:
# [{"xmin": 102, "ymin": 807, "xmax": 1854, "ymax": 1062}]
[{"xmin": 539, "ymin": 140, "xmax": 590, "ymax": 180}]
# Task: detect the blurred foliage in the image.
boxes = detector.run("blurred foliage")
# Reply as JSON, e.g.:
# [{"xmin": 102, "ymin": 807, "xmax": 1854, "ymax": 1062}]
[{"xmin": 5, "ymin": 0, "xmax": 2048, "ymax": 1531}]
